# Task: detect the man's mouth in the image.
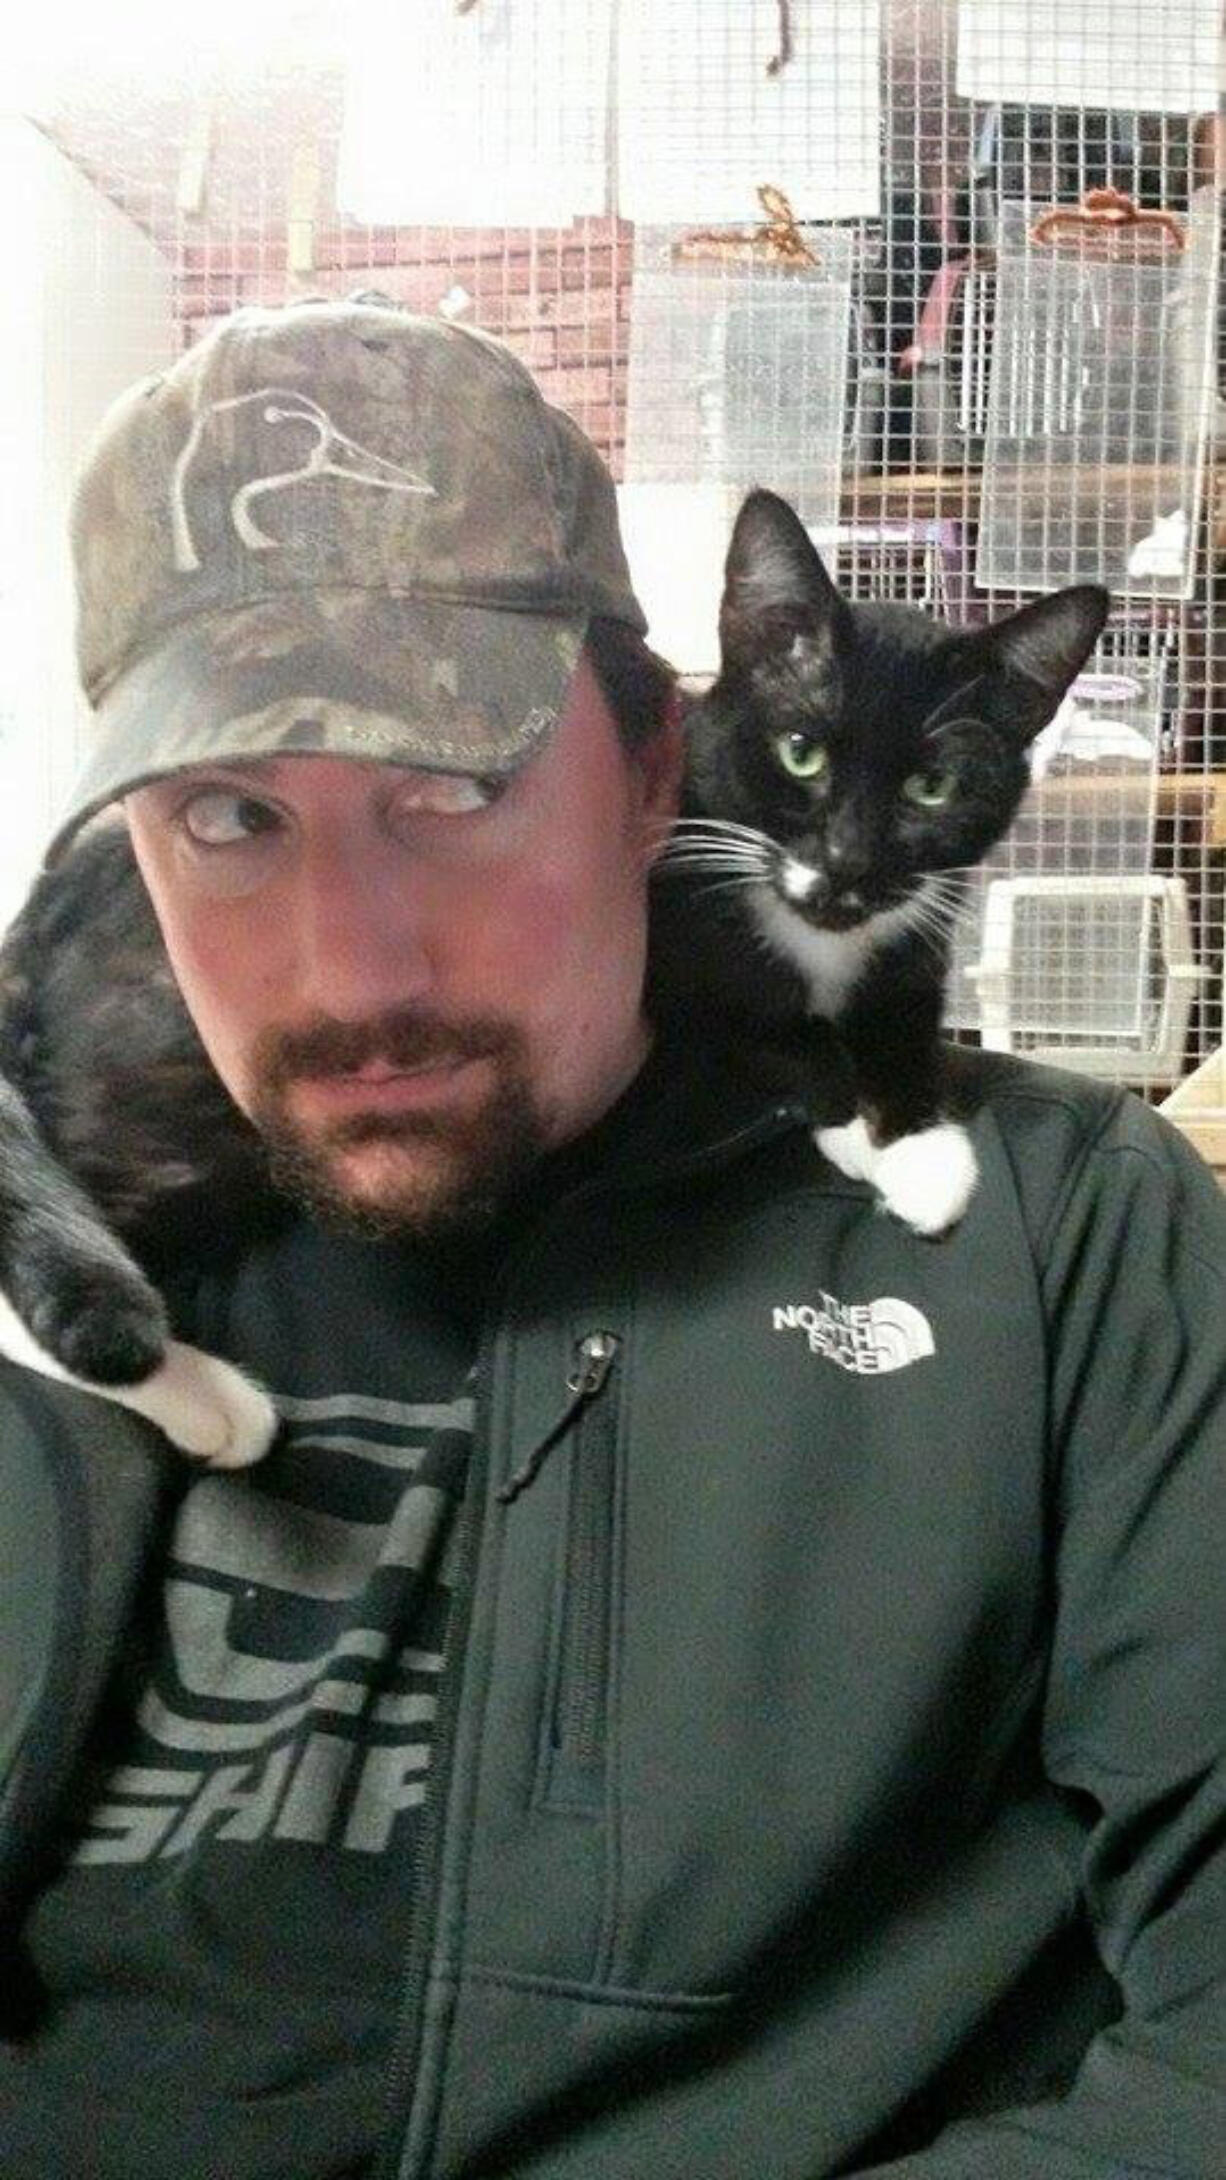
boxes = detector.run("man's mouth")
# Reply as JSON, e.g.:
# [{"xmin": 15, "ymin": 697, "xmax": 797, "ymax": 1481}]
[
  {"xmin": 340, "ymin": 1058, "xmax": 458, "ymax": 1083},
  {"xmin": 290, "ymin": 1053, "xmax": 486, "ymax": 1115}
]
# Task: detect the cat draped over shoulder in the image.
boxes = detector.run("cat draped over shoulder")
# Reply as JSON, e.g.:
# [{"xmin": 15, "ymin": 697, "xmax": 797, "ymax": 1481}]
[
  {"xmin": 0, "ymin": 825, "xmax": 282, "ymax": 1464},
  {"xmin": 0, "ymin": 488, "xmax": 1108, "ymax": 1460}
]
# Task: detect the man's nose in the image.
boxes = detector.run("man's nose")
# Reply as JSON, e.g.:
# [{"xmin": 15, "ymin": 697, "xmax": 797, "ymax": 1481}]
[{"xmin": 287, "ymin": 839, "xmax": 438, "ymax": 1014}]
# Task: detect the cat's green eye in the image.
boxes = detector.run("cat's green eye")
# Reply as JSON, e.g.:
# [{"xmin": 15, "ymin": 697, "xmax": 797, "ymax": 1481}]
[
  {"xmin": 774, "ymin": 731, "xmax": 829, "ymax": 783},
  {"xmin": 902, "ymin": 768, "xmax": 957, "ymax": 810}
]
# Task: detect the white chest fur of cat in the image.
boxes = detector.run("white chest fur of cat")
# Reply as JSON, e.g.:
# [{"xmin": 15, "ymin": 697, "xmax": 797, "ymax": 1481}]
[{"xmin": 754, "ymin": 875, "xmax": 980, "ymax": 1238}]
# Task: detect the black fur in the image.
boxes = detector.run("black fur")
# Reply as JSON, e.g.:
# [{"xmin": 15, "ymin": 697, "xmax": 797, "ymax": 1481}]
[{"xmin": 0, "ymin": 822, "xmax": 279, "ymax": 1382}]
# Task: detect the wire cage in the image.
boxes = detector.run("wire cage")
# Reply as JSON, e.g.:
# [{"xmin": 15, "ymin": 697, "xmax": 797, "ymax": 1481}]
[
  {"xmin": 946, "ymin": 623, "xmax": 1184, "ymax": 1062},
  {"xmin": 0, "ymin": 0, "xmax": 1222, "ymax": 1160},
  {"xmin": 965, "ymin": 875, "xmax": 1205, "ymax": 1079},
  {"xmin": 904, "ymin": 255, "xmax": 995, "ymax": 473}
]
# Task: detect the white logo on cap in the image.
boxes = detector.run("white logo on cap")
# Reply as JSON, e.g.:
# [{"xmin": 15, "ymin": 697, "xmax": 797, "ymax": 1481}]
[{"xmin": 170, "ymin": 388, "xmax": 436, "ymax": 572}]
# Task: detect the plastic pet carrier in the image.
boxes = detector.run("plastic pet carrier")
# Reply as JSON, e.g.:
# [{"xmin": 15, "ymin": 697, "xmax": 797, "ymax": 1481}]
[
  {"xmin": 624, "ymin": 197, "xmax": 853, "ymax": 528},
  {"xmin": 974, "ymin": 186, "xmax": 1219, "ymax": 598}
]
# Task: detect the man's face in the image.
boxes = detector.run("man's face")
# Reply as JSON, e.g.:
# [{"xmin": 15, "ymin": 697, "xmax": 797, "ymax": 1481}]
[{"xmin": 125, "ymin": 655, "xmax": 681, "ymax": 1237}]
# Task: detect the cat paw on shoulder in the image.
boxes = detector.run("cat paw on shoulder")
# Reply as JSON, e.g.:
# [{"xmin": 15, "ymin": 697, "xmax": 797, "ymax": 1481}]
[
  {"xmin": 815, "ymin": 1116, "xmax": 978, "ymax": 1236},
  {"xmin": 872, "ymin": 1123, "xmax": 978, "ymax": 1236},
  {"xmin": 814, "ymin": 1115, "xmax": 880, "ymax": 1184}
]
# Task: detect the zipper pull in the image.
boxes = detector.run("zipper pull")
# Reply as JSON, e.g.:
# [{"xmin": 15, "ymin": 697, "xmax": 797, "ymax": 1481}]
[
  {"xmin": 566, "ymin": 1330, "xmax": 618, "ymax": 1399},
  {"xmin": 497, "ymin": 1332, "xmax": 621, "ymax": 1506}
]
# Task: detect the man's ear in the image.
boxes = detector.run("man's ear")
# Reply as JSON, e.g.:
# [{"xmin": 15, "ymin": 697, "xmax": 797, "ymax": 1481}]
[{"xmin": 635, "ymin": 691, "xmax": 686, "ymax": 869}]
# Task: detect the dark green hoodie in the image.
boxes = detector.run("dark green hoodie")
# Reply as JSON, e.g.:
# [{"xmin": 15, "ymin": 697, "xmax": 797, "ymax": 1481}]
[{"xmin": 1, "ymin": 1049, "xmax": 1224, "ymax": 2178}]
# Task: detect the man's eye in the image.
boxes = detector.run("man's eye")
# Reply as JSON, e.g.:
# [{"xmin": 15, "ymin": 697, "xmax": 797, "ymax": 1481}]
[
  {"xmin": 387, "ymin": 771, "xmax": 504, "ymax": 819},
  {"xmin": 181, "ymin": 790, "xmax": 280, "ymax": 846}
]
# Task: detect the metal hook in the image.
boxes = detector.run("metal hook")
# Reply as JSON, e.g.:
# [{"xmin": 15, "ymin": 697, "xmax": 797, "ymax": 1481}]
[{"xmin": 766, "ymin": 1, "xmax": 794, "ymax": 77}]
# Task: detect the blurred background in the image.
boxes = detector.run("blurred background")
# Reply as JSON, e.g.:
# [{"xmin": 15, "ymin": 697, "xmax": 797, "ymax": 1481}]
[{"xmin": 1, "ymin": 0, "xmax": 1223, "ymax": 1164}]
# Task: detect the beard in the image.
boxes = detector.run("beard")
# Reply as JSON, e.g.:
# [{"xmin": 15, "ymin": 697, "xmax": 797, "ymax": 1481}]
[{"xmin": 245, "ymin": 1005, "xmax": 552, "ymax": 1241}]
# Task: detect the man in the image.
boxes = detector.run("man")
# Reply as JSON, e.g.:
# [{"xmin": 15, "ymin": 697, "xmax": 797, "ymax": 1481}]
[{"xmin": 0, "ymin": 294, "xmax": 1223, "ymax": 2178}]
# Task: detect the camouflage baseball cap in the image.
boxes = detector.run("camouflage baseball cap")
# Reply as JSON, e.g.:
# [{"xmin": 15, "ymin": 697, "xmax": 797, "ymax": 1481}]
[{"xmin": 48, "ymin": 292, "xmax": 646, "ymax": 861}]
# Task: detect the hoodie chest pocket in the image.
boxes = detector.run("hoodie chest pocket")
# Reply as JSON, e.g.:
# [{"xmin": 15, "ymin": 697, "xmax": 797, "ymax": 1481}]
[{"xmin": 532, "ymin": 1331, "xmax": 622, "ymax": 1817}]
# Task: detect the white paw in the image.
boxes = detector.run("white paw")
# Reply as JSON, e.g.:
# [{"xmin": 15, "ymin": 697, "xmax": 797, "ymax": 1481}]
[
  {"xmin": 0, "ymin": 1292, "xmax": 276, "ymax": 1466},
  {"xmin": 106, "ymin": 1340, "xmax": 279, "ymax": 1467},
  {"xmin": 815, "ymin": 1116, "xmax": 880, "ymax": 1183},
  {"xmin": 873, "ymin": 1124, "xmax": 978, "ymax": 1237}
]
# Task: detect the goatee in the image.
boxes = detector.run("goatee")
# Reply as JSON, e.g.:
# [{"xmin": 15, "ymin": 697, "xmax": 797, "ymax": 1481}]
[{"xmin": 246, "ymin": 1005, "xmax": 551, "ymax": 1239}]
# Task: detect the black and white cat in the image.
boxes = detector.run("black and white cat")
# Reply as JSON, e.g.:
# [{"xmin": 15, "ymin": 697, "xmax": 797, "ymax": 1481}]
[
  {"xmin": 0, "ymin": 487, "xmax": 1108, "ymax": 1462},
  {"xmin": 651, "ymin": 489, "xmax": 1109, "ymax": 1233}
]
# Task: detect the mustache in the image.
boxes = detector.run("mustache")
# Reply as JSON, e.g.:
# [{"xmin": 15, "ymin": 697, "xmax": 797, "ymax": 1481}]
[{"xmin": 251, "ymin": 1007, "xmax": 518, "ymax": 1090}]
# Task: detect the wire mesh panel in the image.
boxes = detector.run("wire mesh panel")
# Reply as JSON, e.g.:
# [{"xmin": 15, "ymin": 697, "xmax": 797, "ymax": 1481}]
[
  {"xmin": 338, "ymin": 0, "xmax": 614, "ymax": 227},
  {"xmin": 955, "ymin": 0, "xmax": 1220, "ymax": 117},
  {"xmin": 0, "ymin": 112, "xmax": 177, "ymax": 932},
  {"xmin": 620, "ymin": 214, "xmax": 853, "ymax": 670},
  {"xmin": 617, "ymin": 0, "xmax": 882, "ymax": 226},
  {"xmin": 906, "ymin": 258, "xmax": 994, "ymax": 472}
]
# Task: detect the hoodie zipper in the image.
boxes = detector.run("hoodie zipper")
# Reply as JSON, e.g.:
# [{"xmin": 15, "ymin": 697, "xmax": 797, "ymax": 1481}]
[
  {"xmin": 376, "ymin": 1335, "xmax": 494, "ymax": 2180},
  {"xmin": 497, "ymin": 1330, "xmax": 619, "ymax": 1506},
  {"xmin": 378, "ymin": 1333, "xmax": 623, "ymax": 2175},
  {"xmin": 383, "ymin": 1101, "xmax": 804, "ymax": 2178},
  {"xmin": 541, "ymin": 1333, "xmax": 622, "ymax": 1811}
]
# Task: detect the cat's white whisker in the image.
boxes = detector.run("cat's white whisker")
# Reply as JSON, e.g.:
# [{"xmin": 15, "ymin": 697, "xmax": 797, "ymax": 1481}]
[
  {"xmin": 907, "ymin": 889, "xmax": 974, "ymax": 939},
  {"xmin": 919, "ymin": 678, "xmax": 985, "ymax": 739},
  {"xmin": 661, "ymin": 868, "xmax": 770, "ymax": 886},
  {"xmin": 906, "ymin": 925, "xmax": 954, "ymax": 973},
  {"xmin": 906, "ymin": 883, "xmax": 961, "ymax": 919},
  {"xmin": 661, "ymin": 866, "xmax": 769, "ymax": 883},
  {"xmin": 663, "ymin": 842, "xmax": 772, "ymax": 864},
  {"xmin": 691, "ymin": 875, "xmax": 773, "ymax": 903},
  {"xmin": 659, "ymin": 844, "xmax": 772, "ymax": 873},
  {"xmin": 661, "ymin": 834, "xmax": 769, "ymax": 855},
  {"xmin": 668, "ymin": 817, "xmax": 776, "ymax": 849},
  {"xmin": 900, "ymin": 905, "xmax": 962, "ymax": 953},
  {"xmin": 663, "ymin": 832, "xmax": 767, "ymax": 858}
]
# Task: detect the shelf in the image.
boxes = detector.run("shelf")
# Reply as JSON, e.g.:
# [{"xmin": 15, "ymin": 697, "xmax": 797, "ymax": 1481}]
[
  {"xmin": 1159, "ymin": 773, "xmax": 1226, "ymax": 845},
  {"xmin": 1030, "ymin": 772, "xmax": 1226, "ymax": 848},
  {"xmin": 841, "ymin": 473, "xmax": 980, "ymax": 521},
  {"xmin": 1160, "ymin": 1044, "xmax": 1226, "ymax": 1179},
  {"xmin": 842, "ymin": 464, "xmax": 1185, "ymax": 521},
  {"xmin": 842, "ymin": 462, "xmax": 1226, "ymax": 554}
]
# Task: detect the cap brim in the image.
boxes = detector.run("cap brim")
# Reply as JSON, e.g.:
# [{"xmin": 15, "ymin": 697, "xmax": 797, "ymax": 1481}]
[{"xmin": 48, "ymin": 590, "xmax": 586, "ymax": 864}]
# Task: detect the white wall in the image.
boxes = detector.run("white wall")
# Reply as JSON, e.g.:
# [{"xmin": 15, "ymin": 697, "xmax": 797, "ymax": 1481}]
[{"xmin": 0, "ymin": 117, "xmax": 176, "ymax": 930}]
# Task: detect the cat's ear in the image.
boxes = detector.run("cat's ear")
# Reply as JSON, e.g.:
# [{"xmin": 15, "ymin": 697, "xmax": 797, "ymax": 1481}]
[
  {"xmin": 957, "ymin": 585, "xmax": 1111, "ymax": 741},
  {"xmin": 717, "ymin": 490, "xmax": 849, "ymax": 679}
]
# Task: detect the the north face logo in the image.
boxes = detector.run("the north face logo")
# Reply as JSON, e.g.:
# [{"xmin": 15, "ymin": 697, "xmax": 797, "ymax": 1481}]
[{"xmin": 772, "ymin": 1293, "xmax": 935, "ymax": 1374}]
